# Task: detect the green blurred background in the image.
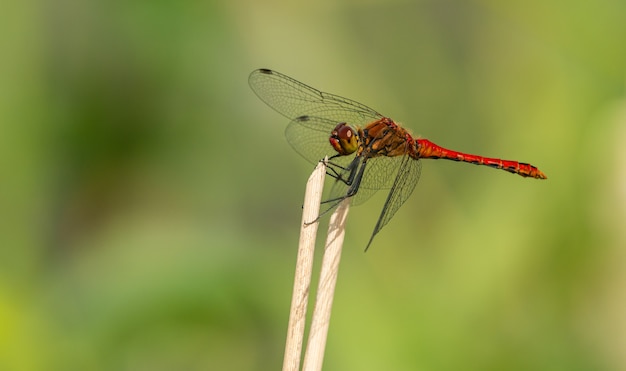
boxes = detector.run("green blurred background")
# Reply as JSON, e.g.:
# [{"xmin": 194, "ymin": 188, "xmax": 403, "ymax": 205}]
[{"xmin": 2, "ymin": 0, "xmax": 625, "ymax": 370}]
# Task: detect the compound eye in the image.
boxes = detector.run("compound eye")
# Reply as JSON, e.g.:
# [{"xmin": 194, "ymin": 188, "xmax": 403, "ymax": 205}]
[
  {"xmin": 337, "ymin": 124, "xmax": 353, "ymax": 140},
  {"xmin": 329, "ymin": 123, "xmax": 358, "ymax": 155}
]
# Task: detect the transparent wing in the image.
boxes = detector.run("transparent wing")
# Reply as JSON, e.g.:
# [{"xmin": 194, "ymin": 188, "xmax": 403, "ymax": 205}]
[
  {"xmin": 284, "ymin": 115, "xmax": 355, "ymax": 167},
  {"xmin": 365, "ymin": 154, "xmax": 422, "ymax": 250},
  {"xmin": 328, "ymin": 155, "xmax": 405, "ymax": 207},
  {"xmin": 249, "ymin": 69, "xmax": 383, "ymax": 127},
  {"xmin": 250, "ymin": 68, "xmax": 422, "ymax": 247}
]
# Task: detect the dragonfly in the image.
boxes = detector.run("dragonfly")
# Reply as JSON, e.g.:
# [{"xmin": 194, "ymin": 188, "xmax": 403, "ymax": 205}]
[{"xmin": 248, "ymin": 68, "xmax": 547, "ymax": 250}]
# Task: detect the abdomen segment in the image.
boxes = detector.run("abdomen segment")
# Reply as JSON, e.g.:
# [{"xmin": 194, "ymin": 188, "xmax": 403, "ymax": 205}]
[{"xmin": 415, "ymin": 139, "xmax": 547, "ymax": 179}]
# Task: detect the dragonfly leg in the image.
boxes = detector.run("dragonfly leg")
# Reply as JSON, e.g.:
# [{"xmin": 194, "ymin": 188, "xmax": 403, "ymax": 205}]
[
  {"xmin": 304, "ymin": 198, "xmax": 347, "ymax": 225},
  {"xmin": 327, "ymin": 156, "xmax": 361, "ymax": 186},
  {"xmin": 303, "ymin": 156, "xmax": 367, "ymax": 225},
  {"xmin": 345, "ymin": 158, "xmax": 368, "ymax": 197},
  {"xmin": 307, "ymin": 157, "xmax": 367, "ymax": 224},
  {"xmin": 325, "ymin": 167, "xmax": 343, "ymax": 181},
  {"xmin": 323, "ymin": 156, "xmax": 351, "ymax": 181}
]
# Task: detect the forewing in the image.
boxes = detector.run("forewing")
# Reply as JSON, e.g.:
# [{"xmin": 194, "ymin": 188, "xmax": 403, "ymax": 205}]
[
  {"xmin": 249, "ymin": 69, "xmax": 383, "ymax": 127},
  {"xmin": 285, "ymin": 115, "xmax": 357, "ymax": 167}
]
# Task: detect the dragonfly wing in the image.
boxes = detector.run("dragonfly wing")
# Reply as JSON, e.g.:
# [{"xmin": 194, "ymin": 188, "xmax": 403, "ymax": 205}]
[
  {"xmin": 348, "ymin": 155, "xmax": 405, "ymax": 206},
  {"xmin": 365, "ymin": 154, "xmax": 422, "ymax": 251},
  {"xmin": 249, "ymin": 69, "xmax": 383, "ymax": 127},
  {"xmin": 285, "ymin": 115, "xmax": 356, "ymax": 167},
  {"xmin": 354, "ymin": 156, "xmax": 403, "ymax": 199},
  {"xmin": 325, "ymin": 153, "xmax": 403, "ymax": 209}
]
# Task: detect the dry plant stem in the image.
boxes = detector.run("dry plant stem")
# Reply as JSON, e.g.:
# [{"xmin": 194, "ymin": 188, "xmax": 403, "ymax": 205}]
[
  {"xmin": 282, "ymin": 160, "xmax": 326, "ymax": 371},
  {"xmin": 302, "ymin": 198, "xmax": 351, "ymax": 371}
]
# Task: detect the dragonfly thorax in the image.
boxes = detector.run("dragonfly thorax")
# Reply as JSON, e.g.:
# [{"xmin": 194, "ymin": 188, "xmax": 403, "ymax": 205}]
[{"xmin": 329, "ymin": 123, "xmax": 359, "ymax": 155}]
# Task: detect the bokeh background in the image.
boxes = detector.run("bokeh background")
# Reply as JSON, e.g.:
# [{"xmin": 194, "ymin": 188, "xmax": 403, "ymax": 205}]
[{"xmin": 2, "ymin": 0, "xmax": 625, "ymax": 370}]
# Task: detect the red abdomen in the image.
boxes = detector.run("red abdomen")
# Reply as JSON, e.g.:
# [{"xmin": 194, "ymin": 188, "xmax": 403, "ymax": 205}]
[{"xmin": 414, "ymin": 139, "xmax": 547, "ymax": 179}]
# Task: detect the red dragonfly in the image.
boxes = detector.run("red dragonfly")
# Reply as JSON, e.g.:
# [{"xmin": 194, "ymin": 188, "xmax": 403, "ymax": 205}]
[{"xmin": 249, "ymin": 69, "xmax": 547, "ymax": 250}]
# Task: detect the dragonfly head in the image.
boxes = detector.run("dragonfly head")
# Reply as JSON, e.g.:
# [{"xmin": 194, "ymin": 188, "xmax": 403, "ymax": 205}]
[{"xmin": 329, "ymin": 123, "xmax": 359, "ymax": 155}]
